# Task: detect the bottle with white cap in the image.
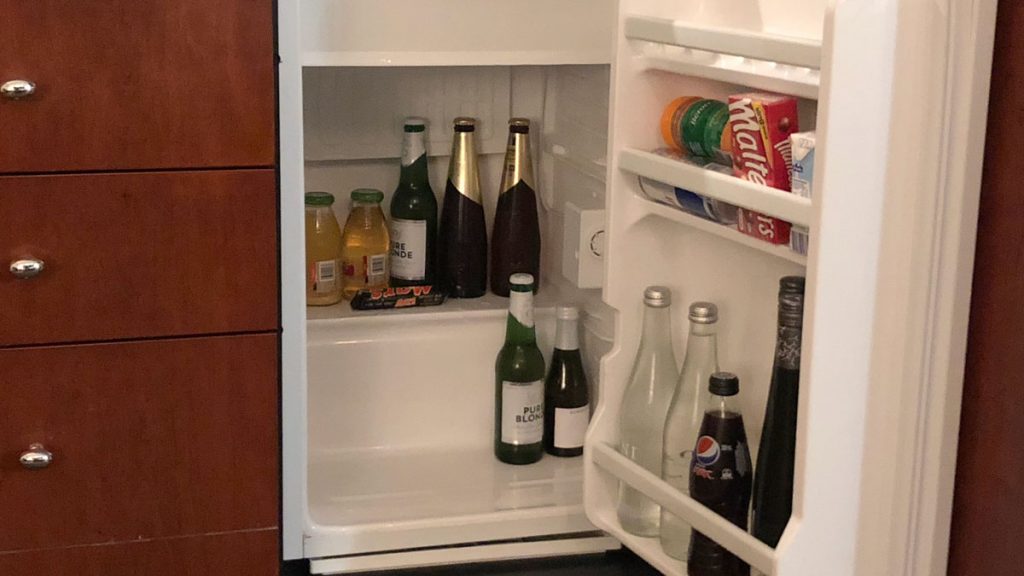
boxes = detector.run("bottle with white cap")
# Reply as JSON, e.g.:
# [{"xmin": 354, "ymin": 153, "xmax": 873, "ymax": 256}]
[
  {"xmin": 494, "ymin": 273, "xmax": 546, "ymax": 464},
  {"xmin": 543, "ymin": 304, "xmax": 590, "ymax": 457},
  {"xmin": 617, "ymin": 286, "xmax": 679, "ymax": 536},
  {"xmin": 660, "ymin": 301, "xmax": 721, "ymax": 559},
  {"xmin": 389, "ymin": 117, "xmax": 438, "ymax": 287}
]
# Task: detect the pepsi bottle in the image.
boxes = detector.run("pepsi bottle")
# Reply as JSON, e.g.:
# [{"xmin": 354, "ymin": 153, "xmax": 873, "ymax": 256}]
[{"xmin": 688, "ymin": 372, "xmax": 752, "ymax": 576}]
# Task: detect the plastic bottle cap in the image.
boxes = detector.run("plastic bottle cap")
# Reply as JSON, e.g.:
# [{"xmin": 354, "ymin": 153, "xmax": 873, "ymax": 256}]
[
  {"xmin": 708, "ymin": 372, "xmax": 740, "ymax": 396},
  {"xmin": 510, "ymin": 273, "xmax": 534, "ymax": 286},
  {"xmin": 350, "ymin": 188, "xmax": 384, "ymax": 204},
  {"xmin": 509, "ymin": 118, "xmax": 530, "ymax": 133},
  {"xmin": 780, "ymin": 276, "xmax": 806, "ymax": 294},
  {"xmin": 643, "ymin": 286, "xmax": 671, "ymax": 308},
  {"xmin": 454, "ymin": 117, "xmax": 476, "ymax": 132},
  {"xmin": 404, "ymin": 117, "xmax": 426, "ymax": 133},
  {"xmin": 556, "ymin": 305, "xmax": 579, "ymax": 321},
  {"xmin": 689, "ymin": 301, "xmax": 718, "ymax": 324},
  {"xmin": 305, "ymin": 191, "xmax": 335, "ymax": 206}
]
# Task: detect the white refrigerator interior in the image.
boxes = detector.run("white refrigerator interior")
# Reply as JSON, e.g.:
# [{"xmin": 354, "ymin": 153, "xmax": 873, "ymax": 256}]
[{"xmin": 278, "ymin": 1, "xmax": 998, "ymax": 575}]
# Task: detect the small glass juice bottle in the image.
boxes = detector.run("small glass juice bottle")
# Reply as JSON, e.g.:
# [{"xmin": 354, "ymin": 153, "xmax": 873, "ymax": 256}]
[
  {"xmin": 341, "ymin": 188, "xmax": 390, "ymax": 300},
  {"xmin": 305, "ymin": 192, "xmax": 343, "ymax": 306}
]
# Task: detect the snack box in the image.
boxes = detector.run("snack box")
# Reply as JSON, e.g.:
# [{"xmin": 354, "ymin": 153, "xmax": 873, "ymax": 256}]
[{"xmin": 728, "ymin": 92, "xmax": 800, "ymax": 245}]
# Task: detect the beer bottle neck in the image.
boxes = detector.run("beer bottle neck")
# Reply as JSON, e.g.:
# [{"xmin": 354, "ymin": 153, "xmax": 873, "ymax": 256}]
[
  {"xmin": 400, "ymin": 131, "xmax": 429, "ymax": 187},
  {"xmin": 448, "ymin": 130, "xmax": 482, "ymax": 203},
  {"xmin": 774, "ymin": 293, "xmax": 804, "ymax": 371},
  {"xmin": 554, "ymin": 316, "xmax": 579, "ymax": 351},
  {"xmin": 505, "ymin": 289, "xmax": 537, "ymax": 345},
  {"xmin": 500, "ymin": 131, "xmax": 534, "ymax": 194}
]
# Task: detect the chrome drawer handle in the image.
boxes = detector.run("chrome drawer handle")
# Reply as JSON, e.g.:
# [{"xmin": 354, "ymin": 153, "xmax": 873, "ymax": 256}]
[
  {"xmin": 19, "ymin": 444, "xmax": 53, "ymax": 470},
  {"xmin": 1, "ymin": 79, "xmax": 36, "ymax": 100},
  {"xmin": 10, "ymin": 258, "xmax": 45, "ymax": 279}
]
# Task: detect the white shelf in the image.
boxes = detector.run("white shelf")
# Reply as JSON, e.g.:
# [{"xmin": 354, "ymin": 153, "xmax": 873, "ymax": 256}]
[
  {"xmin": 301, "ymin": 0, "xmax": 616, "ymax": 68},
  {"xmin": 640, "ymin": 52, "xmax": 819, "ymax": 100},
  {"xmin": 619, "ymin": 148, "xmax": 814, "ymax": 227},
  {"xmin": 591, "ymin": 442, "xmax": 775, "ymax": 575},
  {"xmin": 306, "ymin": 288, "xmax": 570, "ymax": 323},
  {"xmin": 624, "ymin": 15, "xmax": 822, "ymax": 69},
  {"xmin": 638, "ymin": 198, "xmax": 807, "ymax": 266},
  {"xmin": 305, "ymin": 445, "xmax": 593, "ymax": 558}
]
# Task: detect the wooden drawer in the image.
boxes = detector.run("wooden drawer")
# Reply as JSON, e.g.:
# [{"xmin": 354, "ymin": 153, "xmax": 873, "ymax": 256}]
[
  {"xmin": 0, "ymin": 529, "xmax": 279, "ymax": 576},
  {"xmin": 0, "ymin": 0, "xmax": 275, "ymax": 173},
  {"xmin": 0, "ymin": 170, "xmax": 278, "ymax": 346},
  {"xmin": 0, "ymin": 334, "xmax": 279, "ymax": 552}
]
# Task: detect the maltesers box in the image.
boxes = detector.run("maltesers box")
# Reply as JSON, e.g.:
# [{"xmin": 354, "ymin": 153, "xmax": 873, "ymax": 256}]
[{"xmin": 728, "ymin": 92, "xmax": 799, "ymax": 245}]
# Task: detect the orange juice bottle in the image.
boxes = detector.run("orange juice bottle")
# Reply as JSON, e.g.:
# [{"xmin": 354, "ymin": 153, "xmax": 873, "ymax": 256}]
[
  {"xmin": 305, "ymin": 192, "xmax": 343, "ymax": 306},
  {"xmin": 341, "ymin": 188, "xmax": 390, "ymax": 300}
]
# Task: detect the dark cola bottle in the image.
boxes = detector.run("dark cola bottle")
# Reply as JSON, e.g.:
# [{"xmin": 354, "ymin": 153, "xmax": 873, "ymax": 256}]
[{"xmin": 688, "ymin": 372, "xmax": 752, "ymax": 576}]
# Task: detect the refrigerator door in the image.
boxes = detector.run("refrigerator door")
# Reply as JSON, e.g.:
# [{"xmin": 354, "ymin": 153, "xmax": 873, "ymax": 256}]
[{"xmin": 584, "ymin": 0, "xmax": 996, "ymax": 575}]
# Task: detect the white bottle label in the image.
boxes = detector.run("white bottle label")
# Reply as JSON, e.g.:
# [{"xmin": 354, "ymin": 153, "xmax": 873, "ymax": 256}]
[
  {"xmin": 312, "ymin": 259, "xmax": 338, "ymax": 294},
  {"xmin": 554, "ymin": 405, "xmax": 589, "ymax": 449},
  {"xmin": 390, "ymin": 218, "xmax": 427, "ymax": 280},
  {"xmin": 402, "ymin": 134, "xmax": 426, "ymax": 167},
  {"xmin": 501, "ymin": 380, "xmax": 544, "ymax": 445}
]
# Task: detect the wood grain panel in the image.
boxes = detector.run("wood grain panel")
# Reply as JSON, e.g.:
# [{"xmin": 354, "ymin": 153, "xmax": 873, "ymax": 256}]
[
  {"xmin": 0, "ymin": 335, "xmax": 279, "ymax": 552},
  {"xmin": 0, "ymin": 170, "xmax": 278, "ymax": 346},
  {"xmin": 947, "ymin": 1, "xmax": 1024, "ymax": 574},
  {"xmin": 0, "ymin": 0, "xmax": 275, "ymax": 173},
  {"xmin": 0, "ymin": 529, "xmax": 279, "ymax": 576}
]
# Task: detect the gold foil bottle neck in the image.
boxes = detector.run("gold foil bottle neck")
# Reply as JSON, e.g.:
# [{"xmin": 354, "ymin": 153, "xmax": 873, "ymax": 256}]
[
  {"xmin": 500, "ymin": 121, "xmax": 535, "ymax": 194},
  {"xmin": 448, "ymin": 118, "xmax": 483, "ymax": 204}
]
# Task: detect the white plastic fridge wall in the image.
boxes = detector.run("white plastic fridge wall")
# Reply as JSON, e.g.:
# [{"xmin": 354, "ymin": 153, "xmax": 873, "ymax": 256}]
[{"xmin": 294, "ymin": 63, "xmax": 617, "ymax": 565}]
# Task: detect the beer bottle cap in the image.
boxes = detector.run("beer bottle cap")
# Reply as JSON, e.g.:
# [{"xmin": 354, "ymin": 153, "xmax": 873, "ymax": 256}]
[
  {"xmin": 350, "ymin": 188, "xmax": 384, "ymax": 204},
  {"xmin": 708, "ymin": 372, "xmax": 740, "ymax": 396},
  {"xmin": 404, "ymin": 117, "xmax": 426, "ymax": 133},
  {"xmin": 689, "ymin": 301, "xmax": 718, "ymax": 324},
  {"xmin": 304, "ymin": 191, "xmax": 335, "ymax": 206},
  {"xmin": 453, "ymin": 117, "xmax": 476, "ymax": 132},
  {"xmin": 509, "ymin": 118, "xmax": 530, "ymax": 134},
  {"xmin": 643, "ymin": 286, "xmax": 671, "ymax": 308},
  {"xmin": 556, "ymin": 305, "xmax": 579, "ymax": 321},
  {"xmin": 510, "ymin": 273, "xmax": 534, "ymax": 287}
]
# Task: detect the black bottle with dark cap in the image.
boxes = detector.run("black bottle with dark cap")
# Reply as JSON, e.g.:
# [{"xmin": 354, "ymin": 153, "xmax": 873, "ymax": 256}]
[
  {"xmin": 438, "ymin": 117, "xmax": 488, "ymax": 298},
  {"xmin": 688, "ymin": 371, "xmax": 752, "ymax": 576},
  {"xmin": 752, "ymin": 276, "xmax": 807, "ymax": 548}
]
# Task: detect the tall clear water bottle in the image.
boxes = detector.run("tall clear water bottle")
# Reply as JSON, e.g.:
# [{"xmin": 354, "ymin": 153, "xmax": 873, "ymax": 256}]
[
  {"xmin": 660, "ymin": 302, "xmax": 720, "ymax": 558},
  {"xmin": 617, "ymin": 286, "xmax": 679, "ymax": 536}
]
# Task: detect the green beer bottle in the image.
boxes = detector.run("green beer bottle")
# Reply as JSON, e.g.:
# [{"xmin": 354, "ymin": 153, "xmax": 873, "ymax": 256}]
[
  {"xmin": 389, "ymin": 118, "xmax": 438, "ymax": 287},
  {"xmin": 494, "ymin": 273, "xmax": 546, "ymax": 464}
]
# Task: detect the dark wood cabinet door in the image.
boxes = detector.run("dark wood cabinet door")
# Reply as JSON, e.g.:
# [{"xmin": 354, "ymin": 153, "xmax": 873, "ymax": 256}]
[
  {"xmin": 0, "ymin": 334, "xmax": 279, "ymax": 552},
  {"xmin": 0, "ymin": 1, "xmax": 275, "ymax": 173},
  {"xmin": 0, "ymin": 529, "xmax": 279, "ymax": 576},
  {"xmin": 0, "ymin": 170, "xmax": 278, "ymax": 346},
  {"xmin": 948, "ymin": 1, "xmax": 1024, "ymax": 574}
]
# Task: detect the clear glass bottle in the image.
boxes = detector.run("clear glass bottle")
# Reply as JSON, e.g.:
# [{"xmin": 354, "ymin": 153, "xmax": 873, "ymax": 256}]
[
  {"xmin": 617, "ymin": 286, "xmax": 679, "ymax": 536},
  {"xmin": 660, "ymin": 302, "xmax": 720, "ymax": 559},
  {"xmin": 304, "ymin": 191, "xmax": 343, "ymax": 306},
  {"xmin": 340, "ymin": 188, "xmax": 390, "ymax": 300}
]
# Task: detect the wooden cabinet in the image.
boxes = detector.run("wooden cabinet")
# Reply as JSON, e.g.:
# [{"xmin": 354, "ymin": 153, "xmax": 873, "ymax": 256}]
[
  {"xmin": 0, "ymin": 335, "xmax": 278, "ymax": 552},
  {"xmin": 1, "ymin": 1, "xmax": 280, "ymax": 573},
  {"xmin": 0, "ymin": 170, "xmax": 279, "ymax": 346},
  {"xmin": 0, "ymin": 530, "xmax": 280, "ymax": 576},
  {"xmin": 0, "ymin": 0, "xmax": 275, "ymax": 173}
]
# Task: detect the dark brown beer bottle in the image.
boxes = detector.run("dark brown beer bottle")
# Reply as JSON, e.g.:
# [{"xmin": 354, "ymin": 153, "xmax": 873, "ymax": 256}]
[
  {"xmin": 490, "ymin": 118, "xmax": 541, "ymax": 297},
  {"xmin": 438, "ymin": 117, "xmax": 487, "ymax": 298}
]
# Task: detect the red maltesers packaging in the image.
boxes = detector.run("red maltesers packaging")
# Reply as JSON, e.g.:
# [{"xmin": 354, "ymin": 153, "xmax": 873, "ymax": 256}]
[{"xmin": 728, "ymin": 92, "xmax": 799, "ymax": 245}]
